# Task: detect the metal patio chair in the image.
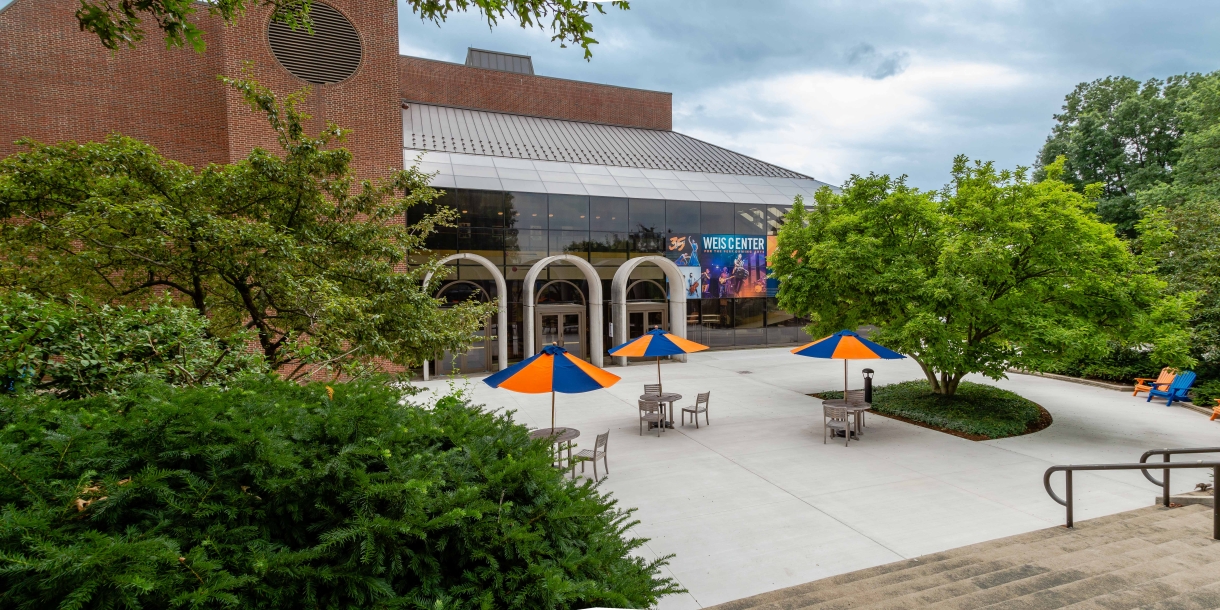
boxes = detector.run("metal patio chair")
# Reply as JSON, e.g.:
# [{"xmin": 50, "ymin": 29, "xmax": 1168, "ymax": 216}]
[
  {"xmin": 824, "ymin": 405, "xmax": 855, "ymax": 447},
  {"xmin": 639, "ymin": 399, "xmax": 665, "ymax": 436},
  {"xmin": 571, "ymin": 430, "xmax": 610, "ymax": 481},
  {"xmin": 681, "ymin": 391, "xmax": 711, "ymax": 428}
]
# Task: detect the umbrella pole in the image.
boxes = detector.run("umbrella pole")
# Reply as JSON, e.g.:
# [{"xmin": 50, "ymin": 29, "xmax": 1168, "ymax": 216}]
[
  {"xmin": 657, "ymin": 356, "xmax": 662, "ymax": 394},
  {"xmin": 551, "ymin": 390, "xmax": 556, "ymax": 431},
  {"xmin": 844, "ymin": 359, "xmax": 848, "ymax": 395}
]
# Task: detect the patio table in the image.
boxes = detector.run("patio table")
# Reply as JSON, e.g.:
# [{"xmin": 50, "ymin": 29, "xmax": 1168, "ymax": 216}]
[
  {"xmin": 529, "ymin": 427, "xmax": 580, "ymax": 468},
  {"xmin": 640, "ymin": 392, "xmax": 682, "ymax": 428},
  {"xmin": 821, "ymin": 398, "xmax": 870, "ymax": 439}
]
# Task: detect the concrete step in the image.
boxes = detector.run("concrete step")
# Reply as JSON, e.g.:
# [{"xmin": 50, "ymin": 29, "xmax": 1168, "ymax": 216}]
[
  {"xmin": 1057, "ymin": 557, "xmax": 1220, "ymax": 609},
  {"xmin": 711, "ymin": 506, "xmax": 1201, "ymax": 610},
  {"xmin": 705, "ymin": 505, "xmax": 1218, "ymax": 610},
  {"xmin": 710, "ymin": 508, "xmax": 1162, "ymax": 610},
  {"xmin": 874, "ymin": 525, "xmax": 1211, "ymax": 610}
]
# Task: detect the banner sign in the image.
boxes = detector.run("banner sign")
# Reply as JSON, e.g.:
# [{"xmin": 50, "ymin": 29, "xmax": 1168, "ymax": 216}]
[
  {"xmin": 698, "ymin": 234, "xmax": 767, "ymax": 299},
  {"xmin": 665, "ymin": 233, "xmax": 772, "ymax": 299}
]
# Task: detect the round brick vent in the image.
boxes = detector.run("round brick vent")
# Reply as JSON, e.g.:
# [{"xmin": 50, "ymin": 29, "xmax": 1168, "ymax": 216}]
[{"xmin": 268, "ymin": 3, "xmax": 362, "ymax": 84}]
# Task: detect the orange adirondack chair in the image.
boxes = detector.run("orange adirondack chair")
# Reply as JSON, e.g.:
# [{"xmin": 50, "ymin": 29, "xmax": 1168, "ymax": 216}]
[
  {"xmin": 1133, "ymin": 367, "xmax": 1177, "ymax": 397},
  {"xmin": 1210, "ymin": 398, "xmax": 1219, "ymax": 421}
]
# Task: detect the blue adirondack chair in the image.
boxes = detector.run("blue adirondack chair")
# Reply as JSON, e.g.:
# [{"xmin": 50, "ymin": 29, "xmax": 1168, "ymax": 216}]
[{"xmin": 1146, "ymin": 371, "xmax": 1196, "ymax": 406}]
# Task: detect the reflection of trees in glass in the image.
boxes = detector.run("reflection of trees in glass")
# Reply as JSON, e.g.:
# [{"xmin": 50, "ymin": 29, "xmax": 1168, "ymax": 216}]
[{"xmin": 573, "ymin": 233, "xmax": 630, "ymax": 254}]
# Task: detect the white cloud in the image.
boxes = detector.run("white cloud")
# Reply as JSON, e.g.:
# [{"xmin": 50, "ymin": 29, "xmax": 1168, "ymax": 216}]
[{"xmin": 676, "ymin": 58, "xmax": 1035, "ymax": 186}]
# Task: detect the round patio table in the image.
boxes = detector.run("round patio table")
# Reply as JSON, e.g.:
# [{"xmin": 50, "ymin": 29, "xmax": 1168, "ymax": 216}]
[
  {"xmin": 529, "ymin": 427, "xmax": 580, "ymax": 468},
  {"xmin": 821, "ymin": 399, "xmax": 870, "ymax": 439},
  {"xmin": 640, "ymin": 393, "xmax": 682, "ymax": 429}
]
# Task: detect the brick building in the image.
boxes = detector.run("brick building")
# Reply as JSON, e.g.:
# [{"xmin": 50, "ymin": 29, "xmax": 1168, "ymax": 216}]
[{"xmin": 0, "ymin": 0, "xmax": 833, "ymax": 375}]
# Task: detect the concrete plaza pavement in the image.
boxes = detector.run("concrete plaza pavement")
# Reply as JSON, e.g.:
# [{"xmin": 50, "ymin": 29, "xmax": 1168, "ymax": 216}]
[{"xmin": 411, "ymin": 347, "xmax": 1220, "ymax": 609}]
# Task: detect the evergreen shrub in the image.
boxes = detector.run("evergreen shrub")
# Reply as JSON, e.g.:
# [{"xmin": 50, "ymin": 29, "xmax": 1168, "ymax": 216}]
[{"xmin": 0, "ymin": 380, "xmax": 679, "ymax": 609}]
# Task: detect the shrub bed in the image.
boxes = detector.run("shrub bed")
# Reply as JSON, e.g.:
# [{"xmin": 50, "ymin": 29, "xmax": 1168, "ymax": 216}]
[
  {"xmin": 818, "ymin": 380, "xmax": 1045, "ymax": 439},
  {"xmin": 0, "ymin": 380, "xmax": 679, "ymax": 609}
]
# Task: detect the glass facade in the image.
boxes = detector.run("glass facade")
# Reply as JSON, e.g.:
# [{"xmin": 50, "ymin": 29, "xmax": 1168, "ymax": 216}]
[{"xmin": 411, "ymin": 189, "xmax": 812, "ymax": 366}]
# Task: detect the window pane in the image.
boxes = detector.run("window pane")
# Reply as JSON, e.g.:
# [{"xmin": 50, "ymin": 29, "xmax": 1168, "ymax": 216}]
[
  {"xmin": 630, "ymin": 230, "xmax": 664, "ymax": 256},
  {"xmin": 549, "ymin": 194, "xmax": 589, "ymax": 230},
  {"xmin": 666, "ymin": 200, "xmax": 700, "ymax": 234},
  {"xmin": 455, "ymin": 190, "xmax": 504, "ymax": 228},
  {"xmin": 701, "ymin": 202, "xmax": 734, "ymax": 234},
  {"xmin": 590, "ymin": 197, "xmax": 628, "ymax": 232},
  {"xmin": 685, "ymin": 300, "xmax": 702, "ymax": 345},
  {"xmin": 457, "ymin": 228, "xmax": 504, "ymax": 265},
  {"xmin": 505, "ymin": 228, "xmax": 546, "ymax": 270},
  {"xmin": 408, "ymin": 189, "xmax": 452, "ymax": 225},
  {"xmin": 766, "ymin": 205, "xmax": 793, "ymax": 235},
  {"xmin": 590, "ymin": 231, "xmax": 628, "ymax": 278},
  {"xmin": 425, "ymin": 226, "xmax": 456, "ymax": 254},
  {"xmin": 735, "ymin": 298, "xmax": 765, "ymax": 346},
  {"xmin": 629, "ymin": 198, "xmax": 665, "ymax": 233},
  {"xmin": 550, "ymin": 230, "xmax": 591, "ymax": 259},
  {"xmin": 506, "ymin": 192, "xmax": 547, "ymax": 230},
  {"xmin": 766, "ymin": 297, "xmax": 805, "ymax": 345},
  {"xmin": 736, "ymin": 204, "xmax": 766, "ymax": 235},
  {"xmin": 700, "ymin": 298, "xmax": 734, "ymax": 347}
]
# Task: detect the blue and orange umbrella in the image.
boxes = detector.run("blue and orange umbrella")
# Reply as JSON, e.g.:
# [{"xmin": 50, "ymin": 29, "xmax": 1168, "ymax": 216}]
[
  {"xmin": 484, "ymin": 344, "xmax": 621, "ymax": 430},
  {"xmin": 608, "ymin": 327, "xmax": 708, "ymax": 393},
  {"xmin": 792, "ymin": 329, "xmax": 905, "ymax": 394}
]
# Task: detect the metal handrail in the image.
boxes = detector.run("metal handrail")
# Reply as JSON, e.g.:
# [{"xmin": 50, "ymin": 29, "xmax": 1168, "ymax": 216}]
[
  {"xmin": 1043, "ymin": 461, "xmax": 1220, "ymax": 539},
  {"xmin": 1139, "ymin": 447, "xmax": 1220, "ymax": 506}
]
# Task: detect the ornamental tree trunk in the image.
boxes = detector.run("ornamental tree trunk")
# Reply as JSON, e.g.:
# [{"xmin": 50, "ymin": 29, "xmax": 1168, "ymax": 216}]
[{"xmin": 915, "ymin": 358, "xmax": 965, "ymax": 397}]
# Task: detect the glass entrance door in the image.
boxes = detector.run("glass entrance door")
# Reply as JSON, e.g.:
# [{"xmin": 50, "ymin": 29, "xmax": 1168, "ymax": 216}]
[
  {"xmin": 624, "ymin": 303, "xmax": 668, "ymax": 361},
  {"xmin": 536, "ymin": 305, "xmax": 586, "ymax": 360},
  {"xmin": 628, "ymin": 309, "xmax": 666, "ymax": 339}
]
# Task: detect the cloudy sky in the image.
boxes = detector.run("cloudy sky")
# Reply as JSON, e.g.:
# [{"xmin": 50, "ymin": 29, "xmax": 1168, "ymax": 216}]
[{"xmin": 397, "ymin": 0, "xmax": 1220, "ymax": 190}]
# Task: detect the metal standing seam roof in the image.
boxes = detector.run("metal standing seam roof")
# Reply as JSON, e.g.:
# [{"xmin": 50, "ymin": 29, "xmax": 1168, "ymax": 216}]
[{"xmin": 402, "ymin": 103, "xmax": 814, "ymax": 180}]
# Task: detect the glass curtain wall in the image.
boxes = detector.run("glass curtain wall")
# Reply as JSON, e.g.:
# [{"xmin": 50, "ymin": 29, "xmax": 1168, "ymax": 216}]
[{"xmin": 407, "ymin": 188, "xmax": 812, "ymax": 362}]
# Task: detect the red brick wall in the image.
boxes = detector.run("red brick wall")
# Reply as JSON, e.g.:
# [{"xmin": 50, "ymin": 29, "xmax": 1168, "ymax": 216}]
[
  {"xmin": 0, "ymin": 0, "xmax": 671, "ymax": 178},
  {"xmin": 400, "ymin": 55, "xmax": 672, "ymax": 130},
  {"xmin": 218, "ymin": 0, "xmax": 404, "ymax": 179},
  {"xmin": 0, "ymin": 0, "xmax": 229, "ymax": 168}
]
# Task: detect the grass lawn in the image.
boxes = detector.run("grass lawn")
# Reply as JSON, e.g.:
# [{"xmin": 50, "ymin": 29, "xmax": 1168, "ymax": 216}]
[{"xmin": 816, "ymin": 380, "xmax": 1048, "ymax": 440}]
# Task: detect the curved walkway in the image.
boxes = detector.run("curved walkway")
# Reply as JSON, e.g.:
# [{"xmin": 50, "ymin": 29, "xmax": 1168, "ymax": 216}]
[{"xmin": 413, "ymin": 347, "xmax": 1219, "ymax": 609}]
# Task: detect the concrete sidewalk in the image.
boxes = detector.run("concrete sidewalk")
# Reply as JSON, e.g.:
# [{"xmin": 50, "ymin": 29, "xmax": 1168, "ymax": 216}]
[{"xmin": 411, "ymin": 347, "xmax": 1220, "ymax": 609}]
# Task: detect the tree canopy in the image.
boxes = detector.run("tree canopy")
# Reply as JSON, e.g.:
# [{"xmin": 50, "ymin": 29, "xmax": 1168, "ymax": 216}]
[
  {"xmin": 772, "ymin": 156, "xmax": 1194, "ymax": 396},
  {"xmin": 1035, "ymin": 75, "xmax": 1200, "ymax": 236},
  {"xmin": 74, "ymin": 0, "xmax": 628, "ymax": 57},
  {"xmin": 0, "ymin": 76, "xmax": 493, "ymax": 380},
  {"xmin": 1134, "ymin": 73, "xmax": 1220, "ymax": 383}
]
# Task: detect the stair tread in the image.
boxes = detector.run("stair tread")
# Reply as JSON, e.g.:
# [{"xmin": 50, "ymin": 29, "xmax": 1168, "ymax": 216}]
[
  {"xmin": 1057, "ymin": 556, "xmax": 1220, "ymax": 610},
  {"xmin": 706, "ymin": 505, "xmax": 1216, "ymax": 610}
]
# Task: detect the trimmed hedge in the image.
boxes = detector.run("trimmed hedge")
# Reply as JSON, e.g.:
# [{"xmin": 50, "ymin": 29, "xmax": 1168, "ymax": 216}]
[
  {"xmin": 0, "ymin": 380, "xmax": 679, "ymax": 609},
  {"xmin": 822, "ymin": 380, "xmax": 1043, "ymax": 439}
]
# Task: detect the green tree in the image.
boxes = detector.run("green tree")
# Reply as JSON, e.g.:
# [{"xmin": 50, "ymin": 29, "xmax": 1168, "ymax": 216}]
[
  {"xmin": 772, "ymin": 156, "xmax": 1194, "ymax": 396},
  {"xmin": 74, "ymin": 0, "xmax": 628, "ymax": 56},
  {"xmin": 0, "ymin": 76, "xmax": 493, "ymax": 380},
  {"xmin": 1035, "ymin": 75, "xmax": 1199, "ymax": 235},
  {"xmin": 1136, "ymin": 73, "xmax": 1220, "ymax": 382},
  {"xmin": 1, "ymin": 292, "xmax": 266, "ymax": 398}
]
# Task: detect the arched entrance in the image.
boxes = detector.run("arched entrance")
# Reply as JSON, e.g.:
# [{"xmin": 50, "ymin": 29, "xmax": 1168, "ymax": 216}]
[
  {"xmin": 523, "ymin": 255, "xmax": 604, "ymax": 367},
  {"xmin": 421, "ymin": 253, "xmax": 508, "ymax": 381},
  {"xmin": 610, "ymin": 256, "xmax": 688, "ymax": 367}
]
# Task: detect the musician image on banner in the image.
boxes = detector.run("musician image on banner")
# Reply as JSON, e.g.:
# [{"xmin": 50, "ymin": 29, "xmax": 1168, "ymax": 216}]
[
  {"xmin": 666, "ymin": 234, "xmax": 703, "ymax": 299},
  {"xmin": 698, "ymin": 235, "xmax": 767, "ymax": 298}
]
